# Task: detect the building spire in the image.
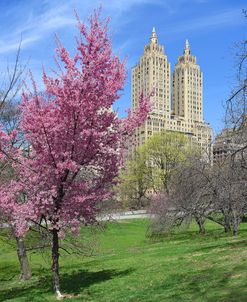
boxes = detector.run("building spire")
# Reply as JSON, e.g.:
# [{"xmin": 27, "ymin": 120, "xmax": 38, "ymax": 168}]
[
  {"xmin": 150, "ymin": 27, "xmax": 158, "ymax": 44},
  {"xmin": 184, "ymin": 39, "xmax": 190, "ymax": 55}
]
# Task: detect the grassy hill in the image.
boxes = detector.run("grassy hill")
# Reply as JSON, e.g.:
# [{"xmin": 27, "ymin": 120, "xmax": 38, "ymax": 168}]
[{"xmin": 0, "ymin": 219, "xmax": 247, "ymax": 301}]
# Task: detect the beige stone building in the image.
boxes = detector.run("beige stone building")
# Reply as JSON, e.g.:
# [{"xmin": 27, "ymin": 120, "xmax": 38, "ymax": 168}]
[
  {"xmin": 129, "ymin": 28, "xmax": 212, "ymax": 157},
  {"xmin": 213, "ymin": 128, "xmax": 245, "ymax": 164},
  {"xmin": 172, "ymin": 39, "xmax": 203, "ymax": 123}
]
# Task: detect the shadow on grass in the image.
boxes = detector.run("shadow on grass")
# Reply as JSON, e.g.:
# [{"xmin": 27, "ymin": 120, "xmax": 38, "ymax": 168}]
[
  {"xmin": 147, "ymin": 226, "xmax": 247, "ymax": 247},
  {"xmin": 186, "ymin": 264, "xmax": 247, "ymax": 302},
  {"xmin": 191, "ymin": 238, "xmax": 247, "ymax": 255},
  {"xmin": 0, "ymin": 264, "xmax": 18, "ymax": 282},
  {"xmin": 61, "ymin": 268, "xmax": 134, "ymax": 294},
  {"xmin": 149, "ymin": 264, "xmax": 247, "ymax": 302},
  {"xmin": 0, "ymin": 268, "xmax": 134, "ymax": 301}
]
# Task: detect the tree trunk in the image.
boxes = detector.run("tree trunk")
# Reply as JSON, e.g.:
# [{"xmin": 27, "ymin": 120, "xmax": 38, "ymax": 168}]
[
  {"xmin": 52, "ymin": 229, "xmax": 63, "ymax": 299},
  {"xmin": 232, "ymin": 211, "xmax": 241, "ymax": 236},
  {"xmin": 16, "ymin": 236, "xmax": 31, "ymax": 280},
  {"xmin": 233, "ymin": 222, "xmax": 239, "ymax": 236},
  {"xmin": 223, "ymin": 211, "xmax": 231, "ymax": 233},
  {"xmin": 195, "ymin": 216, "xmax": 206, "ymax": 235},
  {"xmin": 224, "ymin": 224, "xmax": 231, "ymax": 233}
]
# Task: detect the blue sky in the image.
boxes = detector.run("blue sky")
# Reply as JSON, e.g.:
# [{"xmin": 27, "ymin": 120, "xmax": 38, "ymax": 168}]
[{"xmin": 0, "ymin": 0, "xmax": 246, "ymax": 134}]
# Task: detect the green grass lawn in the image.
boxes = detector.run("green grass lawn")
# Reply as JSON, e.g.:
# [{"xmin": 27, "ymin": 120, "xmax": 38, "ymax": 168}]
[{"xmin": 1, "ymin": 219, "xmax": 247, "ymax": 302}]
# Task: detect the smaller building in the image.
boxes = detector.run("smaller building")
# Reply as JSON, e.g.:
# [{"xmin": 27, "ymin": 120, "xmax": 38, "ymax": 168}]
[{"xmin": 213, "ymin": 128, "xmax": 244, "ymax": 163}]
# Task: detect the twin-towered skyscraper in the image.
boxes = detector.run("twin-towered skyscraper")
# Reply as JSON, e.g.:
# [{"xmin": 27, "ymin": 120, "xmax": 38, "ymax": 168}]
[{"xmin": 130, "ymin": 28, "xmax": 212, "ymax": 154}]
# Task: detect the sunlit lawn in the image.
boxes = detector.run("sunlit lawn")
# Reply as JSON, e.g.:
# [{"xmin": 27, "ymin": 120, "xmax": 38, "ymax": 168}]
[{"xmin": 1, "ymin": 219, "xmax": 247, "ymax": 301}]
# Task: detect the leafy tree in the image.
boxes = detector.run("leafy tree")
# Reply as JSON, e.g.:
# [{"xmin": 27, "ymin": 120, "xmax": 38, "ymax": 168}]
[
  {"xmin": 142, "ymin": 131, "xmax": 190, "ymax": 193},
  {"xmin": 118, "ymin": 150, "xmax": 152, "ymax": 209},
  {"xmin": 119, "ymin": 131, "xmax": 190, "ymax": 210},
  {"xmin": 0, "ymin": 11, "xmax": 150, "ymax": 298}
]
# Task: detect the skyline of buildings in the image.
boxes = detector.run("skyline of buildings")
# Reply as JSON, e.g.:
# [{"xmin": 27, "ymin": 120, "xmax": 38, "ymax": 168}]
[{"xmin": 129, "ymin": 28, "xmax": 212, "ymax": 156}]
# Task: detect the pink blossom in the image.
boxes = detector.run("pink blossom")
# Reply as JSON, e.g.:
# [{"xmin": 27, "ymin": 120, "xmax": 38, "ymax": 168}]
[{"xmin": 0, "ymin": 10, "xmax": 150, "ymax": 236}]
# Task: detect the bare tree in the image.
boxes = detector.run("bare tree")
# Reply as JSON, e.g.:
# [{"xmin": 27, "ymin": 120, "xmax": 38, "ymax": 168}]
[
  {"xmin": 212, "ymin": 158, "xmax": 247, "ymax": 235},
  {"xmin": 0, "ymin": 44, "xmax": 31, "ymax": 280},
  {"xmin": 148, "ymin": 153, "xmax": 211, "ymax": 235},
  {"xmin": 221, "ymin": 11, "xmax": 247, "ymax": 234},
  {"xmin": 148, "ymin": 151, "xmax": 247, "ymax": 236}
]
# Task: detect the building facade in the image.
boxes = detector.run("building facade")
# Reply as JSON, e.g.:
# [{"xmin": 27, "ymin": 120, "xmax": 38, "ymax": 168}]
[
  {"xmin": 213, "ymin": 128, "xmax": 245, "ymax": 164},
  {"xmin": 172, "ymin": 39, "xmax": 203, "ymax": 123},
  {"xmin": 129, "ymin": 28, "xmax": 212, "ymax": 157}
]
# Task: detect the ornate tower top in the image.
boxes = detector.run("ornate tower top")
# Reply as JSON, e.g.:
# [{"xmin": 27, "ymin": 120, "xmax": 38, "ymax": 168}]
[
  {"xmin": 150, "ymin": 27, "xmax": 158, "ymax": 44},
  {"xmin": 143, "ymin": 27, "xmax": 164, "ymax": 55},
  {"xmin": 177, "ymin": 39, "xmax": 196, "ymax": 64},
  {"xmin": 184, "ymin": 39, "xmax": 190, "ymax": 55}
]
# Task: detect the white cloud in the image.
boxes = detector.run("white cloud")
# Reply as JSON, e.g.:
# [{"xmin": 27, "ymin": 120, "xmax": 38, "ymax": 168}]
[
  {"xmin": 0, "ymin": 0, "xmax": 167, "ymax": 54},
  {"xmin": 0, "ymin": 1, "xmax": 243, "ymax": 58},
  {"xmin": 0, "ymin": 2, "xmax": 76, "ymax": 54},
  {"xmin": 0, "ymin": 36, "xmax": 41, "ymax": 54}
]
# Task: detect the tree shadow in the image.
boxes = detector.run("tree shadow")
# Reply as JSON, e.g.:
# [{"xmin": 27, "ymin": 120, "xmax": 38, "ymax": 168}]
[
  {"xmin": 192, "ymin": 238, "xmax": 247, "ymax": 254},
  {"xmin": 0, "ymin": 264, "xmax": 18, "ymax": 281},
  {"xmin": 150, "ymin": 264, "xmax": 247, "ymax": 302},
  {"xmin": 0, "ymin": 283, "xmax": 45, "ymax": 302},
  {"xmin": 0, "ymin": 268, "xmax": 134, "ymax": 301},
  {"xmin": 61, "ymin": 268, "xmax": 134, "ymax": 294},
  {"xmin": 187, "ymin": 264, "xmax": 247, "ymax": 302}
]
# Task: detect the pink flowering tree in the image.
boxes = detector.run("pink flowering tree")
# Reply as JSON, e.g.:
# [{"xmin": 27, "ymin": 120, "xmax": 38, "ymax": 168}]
[{"xmin": 0, "ymin": 11, "xmax": 150, "ymax": 298}]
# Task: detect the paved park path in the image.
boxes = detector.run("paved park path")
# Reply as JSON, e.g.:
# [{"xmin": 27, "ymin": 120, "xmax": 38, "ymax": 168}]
[
  {"xmin": 0, "ymin": 210, "xmax": 149, "ymax": 228},
  {"xmin": 98, "ymin": 210, "xmax": 148, "ymax": 221}
]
